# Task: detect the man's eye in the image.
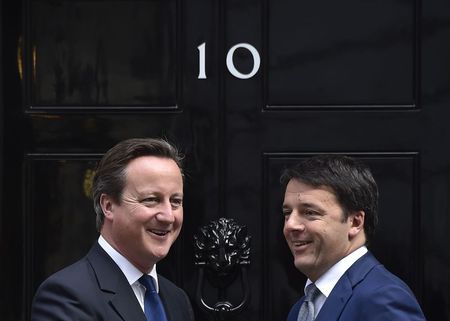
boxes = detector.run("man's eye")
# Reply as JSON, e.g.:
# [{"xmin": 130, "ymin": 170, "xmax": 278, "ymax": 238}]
[
  {"xmin": 304, "ymin": 209, "xmax": 319, "ymax": 216},
  {"xmin": 142, "ymin": 197, "xmax": 158, "ymax": 205},
  {"xmin": 282, "ymin": 209, "xmax": 292, "ymax": 217},
  {"xmin": 171, "ymin": 198, "xmax": 183, "ymax": 208}
]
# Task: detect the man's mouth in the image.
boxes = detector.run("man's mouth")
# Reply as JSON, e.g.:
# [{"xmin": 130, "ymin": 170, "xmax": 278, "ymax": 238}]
[
  {"xmin": 292, "ymin": 240, "xmax": 312, "ymax": 247},
  {"xmin": 148, "ymin": 229, "xmax": 169, "ymax": 237}
]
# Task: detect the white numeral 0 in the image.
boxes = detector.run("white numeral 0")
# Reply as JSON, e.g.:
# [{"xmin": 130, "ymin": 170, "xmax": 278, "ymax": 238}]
[{"xmin": 226, "ymin": 43, "xmax": 260, "ymax": 79}]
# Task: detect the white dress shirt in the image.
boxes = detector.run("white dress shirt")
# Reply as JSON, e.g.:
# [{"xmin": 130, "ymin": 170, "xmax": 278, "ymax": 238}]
[
  {"xmin": 304, "ymin": 246, "xmax": 368, "ymax": 318},
  {"xmin": 98, "ymin": 235, "xmax": 160, "ymax": 311}
]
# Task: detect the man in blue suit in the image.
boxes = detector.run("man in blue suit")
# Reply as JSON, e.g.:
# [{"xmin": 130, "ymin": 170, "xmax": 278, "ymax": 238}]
[
  {"xmin": 281, "ymin": 155, "xmax": 426, "ymax": 321},
  {"xmin": 31, "ymin": 138, "xmax": 195, "ymax": 321}
]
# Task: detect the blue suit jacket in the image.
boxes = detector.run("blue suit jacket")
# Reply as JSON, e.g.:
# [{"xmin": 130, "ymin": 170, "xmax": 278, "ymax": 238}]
[
  {"xmin": 31, "ymin": 242, "xmax": 195, "ymax": 321},
  {"xmin": 287, "ymin": 252, "xmax": 426, "ymax": 321}
]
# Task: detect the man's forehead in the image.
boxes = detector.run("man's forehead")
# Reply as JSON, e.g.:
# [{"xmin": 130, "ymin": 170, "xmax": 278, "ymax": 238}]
[
  {"xmin": 284, "ymin": 191, "xmax": 315, "ymax": 203},
  {"xmin": 284, "ymin": 181, "xmax": 336, "ymax": 201}
]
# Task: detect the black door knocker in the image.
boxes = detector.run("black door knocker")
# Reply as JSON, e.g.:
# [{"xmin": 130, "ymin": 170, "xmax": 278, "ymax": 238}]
[{"xmin": 194, "ymin": 217, "xmax": 251, "ymax": 321}]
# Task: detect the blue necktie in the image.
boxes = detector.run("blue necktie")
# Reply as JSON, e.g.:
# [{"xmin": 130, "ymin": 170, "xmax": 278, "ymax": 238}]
[{"xmin": 139, "ymin": 275, "xmax": 168, "ymax": 321}]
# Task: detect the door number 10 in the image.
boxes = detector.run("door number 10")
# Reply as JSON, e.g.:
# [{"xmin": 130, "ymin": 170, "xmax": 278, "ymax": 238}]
[{"xmin": 197, "ymin": 42, "xmax": 261, "ymax": 80}]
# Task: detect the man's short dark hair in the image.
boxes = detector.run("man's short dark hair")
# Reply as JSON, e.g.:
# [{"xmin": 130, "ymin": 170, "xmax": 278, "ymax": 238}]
[
  {"xmin": 92, "ymin": 138, "xmax": 183, "ymax": 231},
  {"xmin": 280, "ymin": 154, "xmax": 378, "ymax": 243}
]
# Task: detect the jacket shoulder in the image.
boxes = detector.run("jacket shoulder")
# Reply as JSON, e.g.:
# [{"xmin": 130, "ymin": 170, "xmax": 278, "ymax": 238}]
[
  {"xmin": 31, "ymin": 257, "xmax": 103, "ymax": 321},
  {"xmin": 341, "ymin": 255, "xmax": 426, "ymax": 321}
]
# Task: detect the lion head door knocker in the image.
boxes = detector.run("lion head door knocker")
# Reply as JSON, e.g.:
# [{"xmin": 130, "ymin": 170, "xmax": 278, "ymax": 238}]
[{"xmin": 194, "ymin": 218, "xmax": 251, "ymax": 321}]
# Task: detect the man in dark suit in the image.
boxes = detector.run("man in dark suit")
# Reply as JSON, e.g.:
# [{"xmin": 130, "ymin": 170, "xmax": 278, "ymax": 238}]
[
  {"xmin": 281, "ymin": 155, "xmax": 426, "ymax": 321},
  {"xmin": 32, "ymin": 138, "xmax": 195, "ymax": 321}
]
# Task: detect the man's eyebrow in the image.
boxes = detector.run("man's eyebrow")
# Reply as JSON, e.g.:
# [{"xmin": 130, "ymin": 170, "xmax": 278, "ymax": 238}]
[
  {"xmin": 171, "ymin": 193, "xmax": 184, "ymax": 197},
  {"xmin": 289, "ymin": 201, "xmax": 323, "ymax": 210},
  {"xmin": 298, "ymin": 200, "xmax": 316, "ymax": 206}
]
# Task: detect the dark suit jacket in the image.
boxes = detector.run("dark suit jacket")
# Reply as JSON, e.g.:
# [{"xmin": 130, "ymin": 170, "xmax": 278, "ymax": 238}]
[
  {"xmin": 31, "ymin": 242, "xmax": 195, "ymax": 321},
  {"xmin": 287, "ymin": 252, "xmax": 426, "ymax": 321}
]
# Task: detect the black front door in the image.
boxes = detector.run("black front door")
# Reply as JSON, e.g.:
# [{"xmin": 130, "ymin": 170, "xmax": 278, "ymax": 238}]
[{"xmin": 1, "ymin": 0, "xmax": 449, "ymax": 320}]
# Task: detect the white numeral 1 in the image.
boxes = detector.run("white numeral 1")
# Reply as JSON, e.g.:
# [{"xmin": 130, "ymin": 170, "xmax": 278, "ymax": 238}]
[{"xmin": 197, "ymin": 42, "xmax": 207, "ymax": 79}]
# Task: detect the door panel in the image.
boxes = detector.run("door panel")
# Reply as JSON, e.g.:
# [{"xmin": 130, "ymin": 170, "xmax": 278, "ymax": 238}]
[
  {"xmin": 30, "ymin": 0, "xmax": 176, "ymax": 107},
  {"xmin": 23, "ymin": 156, "xmax": 99, "ymax": 317},
  {"xmin": 267, "ymin": 0, "xmax": 416, "ymax": 106},
  {"xmin": 2, "ymin": 0, "xmax": 449, "ymax": 320}
]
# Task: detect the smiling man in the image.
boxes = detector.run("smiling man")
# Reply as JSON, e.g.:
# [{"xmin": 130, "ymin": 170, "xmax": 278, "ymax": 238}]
[
  {"xmin": 281, "ymin": 155, "xmax": 425, "ymax": 321},
  {"xmin": 32, "ymin": 138, "xmax": 195, "ymax": 321}
]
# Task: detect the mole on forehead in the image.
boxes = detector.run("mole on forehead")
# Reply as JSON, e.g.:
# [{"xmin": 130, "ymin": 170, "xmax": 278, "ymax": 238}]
[{"xmin": 296, "ymin": 192, "xmax": 307, "ymax": 200}]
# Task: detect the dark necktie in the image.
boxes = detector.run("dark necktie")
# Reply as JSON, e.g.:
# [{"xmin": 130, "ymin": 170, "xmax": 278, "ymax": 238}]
[
  {"xmin": 297, "ymin": 283, "xmax": 321, "ymax": 321},
  {"xmin": 138, "ymin": 275, "xmax": 168, "ymax": 321}
]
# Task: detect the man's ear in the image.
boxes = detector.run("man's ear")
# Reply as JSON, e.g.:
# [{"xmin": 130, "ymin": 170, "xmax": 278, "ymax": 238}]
[
  {"xmin": 348, "ymin": 210, "xmax": 365, "ymax": 239},
  {"xmin": 100, "ymin": 194, "xmax": 114, "ymax": 221}
]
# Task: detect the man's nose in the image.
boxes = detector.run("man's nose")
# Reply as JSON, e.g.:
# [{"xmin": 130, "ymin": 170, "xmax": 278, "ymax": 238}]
[
  {"xmin": 284, "ymin": 212, "xmax": 306, "ymax": 232},
  {"xmin": 157, "ymin": 201, "xmax": 175, "ymax": 223}
]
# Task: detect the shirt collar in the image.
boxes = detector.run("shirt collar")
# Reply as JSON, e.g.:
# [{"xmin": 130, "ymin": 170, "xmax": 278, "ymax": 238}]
[
  {"xmin": 98, "ymin": 235, "xmax": 160, "ymax": 292},
  {"xmin": 305, "ymin": 246, "xmax": 368, "ymax": 297}
]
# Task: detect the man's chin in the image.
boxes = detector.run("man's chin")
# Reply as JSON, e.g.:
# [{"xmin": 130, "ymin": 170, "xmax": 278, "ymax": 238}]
[
  {"xmin": 149, "ymin": 248, "xmax": 171, "ymax": 261},
  {"xmin": 294, "ymin": 259, "xmax": 312, "ymax": 274}
]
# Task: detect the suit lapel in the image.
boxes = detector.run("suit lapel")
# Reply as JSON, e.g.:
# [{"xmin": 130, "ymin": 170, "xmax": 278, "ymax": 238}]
[
  {"xmin": 87, "ymin": 243, "xmax": 147, "ymax": 321},
  {"xmin": 109, "ymin": 291, "xmax": 147, "ymax": 321},
  {"xmin": 315, "ymin": 275, "xmax": 353, "ymax": 321},
  {"xmin": 315, "ymin": 252, "xmax": 380, "ymax": 321},
  {"xmin": 158, "ymin": 277, "xmax": 174, "ymax": 321}
]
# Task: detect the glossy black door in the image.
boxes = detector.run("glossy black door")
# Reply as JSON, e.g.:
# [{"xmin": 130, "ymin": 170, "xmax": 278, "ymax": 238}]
[{"xmin": 1, "ymin": 0, "xmax": 449, "ymax": 320}]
